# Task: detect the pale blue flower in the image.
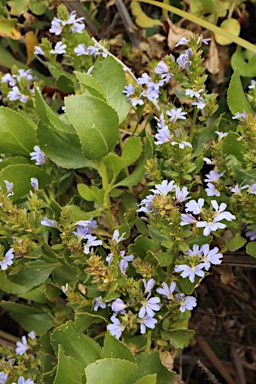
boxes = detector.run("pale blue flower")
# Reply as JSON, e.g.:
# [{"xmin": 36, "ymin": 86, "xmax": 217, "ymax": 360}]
[
  {"xmin": 143, "ymin": 82, "xmax": 160, "ymax": 101},
  {"xmin": 143, "ymin": 278, "xmax": 156, "ymax": 294},
  {"xmin": 74, "ymin": 43, "xmax": 87, "ymax": 56},
  {"xmin": 30, "ymin": 178, "xmax": 38, "ymax": 192},
  {"xmin": 200, "ymin": 244, "xmax": 222, "ymax": 270},
  {"xmin": 34, "ymin": 46, "xmax": 44, "ymax": 55},
  {"xmin": 138, "ymin": 294, "xmax": 161, "ymax": 318},
  {"xmin": 249, "ymin": 184, "xmax": 256, "ymax": 195},
  {"xmin": 139, "ymin": 315, "xmax": 157, "ymax": 334},
  {"xmin": 30, "ymin": 145, "xmax": 45, "ymax": 165},
  {"xmin": 0, "ymin": 248, "xmax": 14, "ymax": 271},
  {"xmin": 0, "ymin": 372, "xmax": 8, "ymax": 384},
  {"xmin": 174, "ymin": 263, "xmax": 205, "ymax": 283},
  {"xmin": 7, "ymin": 86, "xmax": 28, "ymax": 103},
  {"xmin": 196, "ymin": 220, "xmax": 225, "ymax": 236},
  {"xmin": 230, "ymin": 184, "xmax": 249, "ymax": 194},
  {"xmin": 155, "ymin": 126, "xmax": 171, "ymax": 145},
  {"xmin": 167, "ymin": 108, "xmax": 187, "ymax": 123},
  {"xmin": 137, "ymin": 194, "xmax": 155, "ymax": 213},
  {"xmin": 4, "ymin": 180, "xmax": 14, "ymax": 196},
  {"xmin": 123, "ymin": 84, "xmax": 135, "ymax": 98},
  {"xmin": 93, "ymin": 296, "xmax": 106, "ymax": 311},
  {"xmin": 175, "ymin": 186, "xmax": 190, "ymax": 202},
  {"xmin": 151, "ymin": 180, "xmax": 176, "ymax": 196},
  {"xmin": 50, "ymin": 41, "xmax": 67, "ymax": 55},
  {"xmin": 41, "ymin": 218, "xmax": 58, "ymax": 228},
  {"xmin": 83, "ymin": 235, "xmax": 102, "ymax": 254},
  {"xmin": 205, "ymin": 183, "xmax": 220, "ymax": 197},
  {"xmin": 185, "ymin": 198, "xmax": 204, "ymax": 215},
  {"xmin": 137, "ymin": 73, "xmax": 151, "ymax": 85},
  {"xmin": 180, "ymin": 213, "xmax": 197, "ymax": 226},
  {"xmin": 204, "ymin": 170, "xmax": 224, "ymax": 183},
  {"xmin": 232, "ymin": 111, "xmax": 247, "ymax": 120},
  {"xmin": 15, "ymin": 336, "xmax": 29, "ymax": 355},
  {"xmin": 185, "ymin": 89, "xmax": 203, "ymax": 98},
  {"xmin": 73, "ymin": 219, "xmax": 97, "ymax": 238},
  {"xmin": 156, "ymin": 282, "xmax": 176, "ymax": 299},
  {"xmin": 176, "ymin": 293, "xmax": 197, "ymax": 312},
  {"xmin": 248, "ymin": 79, "xmax": 256, "ymax": 89},
  {"xmin": 211, "ymin": 200, "xmax": 236, "ymax": 222},
  {"xmin": 171, "ymin": 141, "xmax": 192, "ymax": 149},
  {"xmin": 119, "ymin": 252, "xmax": 134, "ymax": 274},
  {"xmin": 176, "ymin": 53, "xmax": 191, "ymax": 69},
  {"xmin": 28, "ymin": 330, "xmax": 36, "ymax": 340},
  {"xmin": 130, "ymin": 97, "xmax": 144, "ymax": 107},
  {"xmin": 215, "ymin": 131, "xmax": 228, "ymax": 139},
  {"xmin": 107, "ymin": 315, "xmax": 125, "ymax": 339},
  {"xmin": 175, "ymin": 37, "xmax": 189, "ymax": 47},
  {"xmin": 246, "ymin": 230, "xmax": 256, "ymax": 241},
  {"xmin": 14, "ymin": 69, "xmax": 33, "ymax": 82},
  {"xmin": 198, "ymin": 36, "xmax": 211, "ymax": 45},
  {"xmin": 112, "ymin": 229, "xmax": 126, "ymax": 244},
  {"xmin": 49, "ymin": 17, "xmax": 63, "ymax": 35},
  {"xmin": 1, "ymin": 73, "xmax": 16, "ymax": 86},
  {"xmin": 111, "ymin": 298, "xmax": 127, "ymax": 314},
  {"xmin": 155, "ymin": 60, "xmax": 169, "ymax": 75},
  {"xmin": 192, "ymin": 97, "xmax": 206, "ymax": 109},
  {"xmin": 14, "ymin": 376, "xmax": 35, "ymax": 384}
]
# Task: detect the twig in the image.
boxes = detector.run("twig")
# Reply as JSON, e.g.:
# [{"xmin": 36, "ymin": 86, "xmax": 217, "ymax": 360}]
[
  {"xmin": 197, "ymin": 337, "xmax": 236, "ymax": 384},
  {"xmin": 114, "ymin": 0, "xmax": 140, "ymax": 47},
  {"xmin": 231, "ymin": 346, "xmax": 246, "ymax": 384},
  {"xmin": 197, "ymin": 359, "xmax": 221, "ymax": 384}
]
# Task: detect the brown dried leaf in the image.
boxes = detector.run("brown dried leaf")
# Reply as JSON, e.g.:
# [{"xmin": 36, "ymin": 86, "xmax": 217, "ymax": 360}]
[
  {"xmin": 166, "ymin": 18, "xmax": 193, "ymax": 50},
  {"xmin": 160, "ymin": 350, "xmax": 174, "ymax": 372},
  {"xmin": 25, "ymin": 30, "xmax": 38, "ymax": 65},
  {"xmin": 205, "ymin": 39, "xmax": 220, "ymax": 75},
  {"xmin": 218, "ymin": 265, "xmax": 236, "ymax": 285}
]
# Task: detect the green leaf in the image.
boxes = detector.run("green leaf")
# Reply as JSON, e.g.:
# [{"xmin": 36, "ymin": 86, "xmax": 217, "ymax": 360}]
[
  {"xmin": 215, "ymin": 19, "xmax": 240, "ymax": 46},
  {"xmin": 0, "ymin": 271, "xmax": 32, "ymax": 294},
  {"xmin": 233, "ymin": 165, "xmax": 256, "ymax": 184},
  {"xmin": 134, "ymin": 375, "xmax": 157, "ymax": 384},
  {"xmin": 153, "ymin": 251, "xmax": 174, "ymax": 267},
  {"xmin": 227, "ymin": 69, "xmax": 253, "ymax": 115},
  {"xmin": 34, "ymin": 87, "xmax": 75, "ymax": 134},
  {"xmin": 85, "ymin": 358, "xmax": 138, "ymax": 384},
  {"xmin": 74, "ymin": 308, "xmax": 108, "ymax": 333},
  {"xmin": 134, "ymin": 351, "xmax": 175, "ymax": 384},
  {"xmin": 231, "ymin": 46, "xmax": 256, "ymax": 77},
  {"xmin": 54, "ymin": 345, "xmax": 84, "ymax": 384},
  {"xmin": 0, "ymin": 107, "xmax": 37, "ymax": 155},
  {"xmin": 65, "ymin": 94, "xmax": 119, "ymax": 160},
  {"xmin": 102, "ymin": 332, "xmax": 136, "ymax": 363},
  {"xmin": 222, "ymin": 132, "xmax": 246, "ymax": 162},
  {"xmin": 190, "ymin": 0, "xmax": 216, "ymax": 16},
  {"xmin": 0, "ymin": 301, "xmax": 54, "ymax": 335},
  {"xmin": 92, "ymin": 56, "xmax": 130, "ymax": 123},
  {"xmin": 0, "ymin": 156, "xmax": 30, "ymax": 170},
  {"xmin": 246, "ymin": 242, "xmax": 256, "ymax": 257},
  {"xmin": 122, "ymin": 137, "xmax": 142, "ymax": 166},
  {"xmin": 29, "ymin": 0, "xmax": 46, "ymax": 15},
  {"xmin": 114, "ymin": 157, "xmax": 146, "ymax": 187},
  {"xmin": 103, "ymin": 153, "xmax": 125, "ymax": 173},
  {"xmin": 75, "ymin": 71, "xmax": 106, "ymax": 100},
  {"xmin": 8, "ymin": 0, "xmax": 28, "ymax": 15},
  {"xmin": 51, "ymin": 321, "xmax": 101, "ymax": 367},
  {"xmin": 62, "ymin": 205, "xmax": 102, "ymax": 222},
  {"xmin": 77, "ymin": 184, "xmax": 104, "ymax": 205},
  {"xmin": 228, "ymin": 234, "xmax": 247, "ymax": 252},
  {"xmin": 37, "ymin": 121, "xmax": 93, "ymax": 169},
  {"xmin": 0, "ymin": 164, "xmax": 51, "ymax": 201},
  {"xmin": 161, "ymin": 329, "xmax": 195, "ymax": 349},
  {"xmin": 129, "ymin": 236, "xmax": 159, "ymax": 258}
]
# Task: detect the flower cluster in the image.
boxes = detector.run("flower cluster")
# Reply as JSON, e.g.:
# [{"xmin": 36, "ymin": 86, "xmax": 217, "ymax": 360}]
[{"xmin": 0, "ymin": 69, "xmax": 35, "ymax": 105}]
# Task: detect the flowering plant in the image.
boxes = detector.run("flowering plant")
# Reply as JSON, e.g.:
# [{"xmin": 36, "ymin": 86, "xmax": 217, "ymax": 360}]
[{"xmin": 0, "ymin": 4, "xmax": 256, "ymax": 383}]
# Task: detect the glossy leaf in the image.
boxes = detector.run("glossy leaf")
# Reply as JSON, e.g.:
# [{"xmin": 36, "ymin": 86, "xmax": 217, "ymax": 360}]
[
  {"xmin": 0, "ymin": 301, "xmax": 54, "ymax": 334},
  {"xmin": 51, "ymin": 321, "xmax": 101, "ymax": 367},
  {"xmin": 85, "ymin": 358, "xmax": 138, "ymax": 384},
  {"xmin": 75, "ymin": 71, "xmax": 106, "ymax": 100},
  {"xmin": 246, "ymin": 242, "xmax": 256, "ymax": 257},
  {"xmin": 54, "ymin": 345, "xmax": 84, "ymax": 384},
  {"xmin": 0, "ymin": 107, "xmax": 37, "ymax": 155},
  {"xmin": 102, "ymin": 333, "xmax": 136, "ymax": 363},
  {"xmin": 93, "ymin": 56, "xmax": 130, "ymax": 123},
  {"xmin": 215, "ymin": 19, "xmax": 240, "ymax": 46},
  {"xmin": 228, "ymin": 234, "xmax": 247, "ymax": 252},
  {"xmin": 227, "ymin": 69, "xmax": 253, "ymax": 115},
  {"xmin": 134, "ymin": 351, "xmax": 175, "ymax": 384},
  {"xmin": 231, "ymin": 46, "xmax": 256, "ymax": 77},
  {"xmin": 134, "ymin": 375, "xmax": 157, "ymax": 384},
  {"xmin": 65, "ymin": 94, "xmax": 119, "ymax": 160},
  {"xmin": 0, "ymin": 164, "xmax": 51, "ymax": 201},
  {"xmin": 161, "ymin": 329, "xmax": 195, "ymax": 349},
  {"xmin": 37, "ymin": 121, "xmax": 93, "ymax": 169}
]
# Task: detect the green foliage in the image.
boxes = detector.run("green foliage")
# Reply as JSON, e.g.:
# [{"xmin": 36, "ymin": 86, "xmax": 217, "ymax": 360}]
[{"xmin": 227, "ymin": 70, "xmax": 253, "ymax": 114}]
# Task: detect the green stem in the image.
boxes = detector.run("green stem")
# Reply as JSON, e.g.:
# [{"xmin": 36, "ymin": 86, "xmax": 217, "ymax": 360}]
[
  {"xmin": 118, "ymin": 132, "xmax": 133, "ymax": 193},
  {"xmin": 98, "ymin": 161, "xmax": 115, "ymax": 231},
  {"xmin": 189, "ymin": 108, "xmax": 198, "ymax": 143},
  {"xmin": 145, "ymin": 330, "xmax": 152, "ymax": 352},
  {"xmin": 138, "ymin": 0, "xmax": 256, "ymax": 54}
]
